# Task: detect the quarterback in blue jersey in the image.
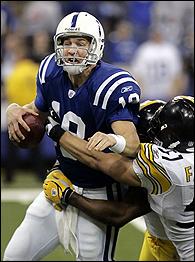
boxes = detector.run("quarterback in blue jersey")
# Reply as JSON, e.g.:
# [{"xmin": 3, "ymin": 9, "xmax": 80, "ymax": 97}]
[{"xmin": 5, "ymin": 12, "xmax": 141, "ymax": 261}]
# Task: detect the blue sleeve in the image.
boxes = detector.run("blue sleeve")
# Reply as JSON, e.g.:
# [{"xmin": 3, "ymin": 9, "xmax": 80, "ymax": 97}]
[
  {"xmin": 34, "ymin": 53, "xmax": 56, "ymax": 112},
  {"xmin": 106, "ymin": 81, "xmax": 141, "ymax": 125},
  {"xmin": 34, "ymin": 74, "xmax": 49, "ymax": 112}
]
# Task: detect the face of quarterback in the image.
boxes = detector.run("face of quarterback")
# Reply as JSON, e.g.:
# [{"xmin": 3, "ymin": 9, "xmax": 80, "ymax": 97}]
[{"xmin": 62, "ymin": 36, "xmax": 91, "ymax": 65}]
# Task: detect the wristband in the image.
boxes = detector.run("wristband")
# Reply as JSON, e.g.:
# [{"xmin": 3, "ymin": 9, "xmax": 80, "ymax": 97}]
[
  {"xmin": 61, "ymin": 188, "xmax": 74, "ymax": 207},
  {"xmin": 108, "ymin": 134, "xmax": 126, "ymax": 153},
  {"xmin": 49, "ymin": 125, "xmax": 65, "ymax": 143}
]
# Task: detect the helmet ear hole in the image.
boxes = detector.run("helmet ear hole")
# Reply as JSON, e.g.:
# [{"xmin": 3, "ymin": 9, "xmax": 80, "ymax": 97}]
[{"xmin": 56, "ymin": 37, "xmax": 64, "ymax": 45}]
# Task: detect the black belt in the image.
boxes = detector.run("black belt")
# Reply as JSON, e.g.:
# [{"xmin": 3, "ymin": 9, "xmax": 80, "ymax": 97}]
[{"xmin": 176, "ymin": 221, "xmax": 194, "ymax": 228}]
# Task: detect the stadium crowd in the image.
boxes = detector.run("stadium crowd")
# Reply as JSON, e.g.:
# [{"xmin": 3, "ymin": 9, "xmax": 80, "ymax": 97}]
[{"xmin": 1, "ymin": 1, "xmax": 194, "ymax": 183}]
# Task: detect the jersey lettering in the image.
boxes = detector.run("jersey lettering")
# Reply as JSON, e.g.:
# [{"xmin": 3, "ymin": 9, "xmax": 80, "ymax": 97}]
[
  {"xmin": 128, "ymin": 93, "xmax": 140, "ymax": 104},
  {"xmin": 185, "ymin": 166, "xmax": 193, "ymax": 182},
  {"xmin": 60, "ymin": 111, "xmax": 86, "ymax": 160},
  {"xmin": 158, "ymin": 148, "xmax": 183, "ymax": 161}
]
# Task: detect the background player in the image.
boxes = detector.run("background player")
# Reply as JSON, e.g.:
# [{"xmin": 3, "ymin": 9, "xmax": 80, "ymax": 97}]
[
  {"xmin": 4, "ymin": 12, "xmax": 141, "ymax": 261},
  {"xmin": 43, "ymin": 96, "xmax": 194, "ymax": 261}
]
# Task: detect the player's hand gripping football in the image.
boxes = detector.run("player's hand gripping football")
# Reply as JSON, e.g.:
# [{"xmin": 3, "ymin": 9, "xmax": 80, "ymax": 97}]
[
  {"xmin": 45, "ymin": 108, "xmax": 66, "ymax": 142},
  {"xmin": 43, "ymin": 168, "xmax": 74, "ymax": 211},
  {"xmin": 6, "ymin": 103, "xmax": 38, "ymax": 143}
]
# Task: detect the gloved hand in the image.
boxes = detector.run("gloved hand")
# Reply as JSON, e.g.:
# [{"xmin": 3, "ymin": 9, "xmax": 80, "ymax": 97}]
[
  {"xmin": 45, "ymin": 108, "xmax": 65, "ymax": 142},
  {"xmin": 43, "ymin": 168, "xmax": 74, "ymax": 211}
]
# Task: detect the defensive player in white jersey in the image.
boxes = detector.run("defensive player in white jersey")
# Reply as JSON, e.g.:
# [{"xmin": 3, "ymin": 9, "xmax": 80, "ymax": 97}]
[
  {"xmin": 135, "ymin": 100, "xmax": 179, "ymax": 261},
  {"xmin": 4, "ymin": 12, "xmax": 141, "ymax": 261},
  {"xmin": 43, "ymin": 96, "xmax": 194, "ymax": 261}
]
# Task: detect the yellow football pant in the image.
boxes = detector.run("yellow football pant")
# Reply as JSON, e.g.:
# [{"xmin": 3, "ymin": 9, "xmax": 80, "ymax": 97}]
[{"xmin": 139, "ymin": 230, "xmax": 179, "ymax": 261}]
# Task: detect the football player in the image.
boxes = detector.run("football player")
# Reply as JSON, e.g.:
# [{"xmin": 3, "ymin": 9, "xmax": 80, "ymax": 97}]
[
  {"xmin": 44, "ymin": 99, "xmax": 180, "ymax": 261},
  {"xmin": 43, "ymin": 96, "xmax": 194, "ymax": 261},
  {"xmin": 5, "ymin": 12, "xmax": 141, "ymax": 261}
]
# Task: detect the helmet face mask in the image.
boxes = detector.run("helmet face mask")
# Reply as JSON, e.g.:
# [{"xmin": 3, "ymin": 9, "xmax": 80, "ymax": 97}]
[
  {"xmin": 55, "ymin": 37, "xmax": 92, "ymax": 75},
  {"xmin": 54, "ymin": 12, "xmax": 105, "ymax": 75}
]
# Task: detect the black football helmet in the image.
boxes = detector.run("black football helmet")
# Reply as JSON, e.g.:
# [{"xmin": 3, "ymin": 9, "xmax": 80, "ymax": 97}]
[
  {"xmin": 149, "ymin": 96, "xmax": 194, "ymax": 152},
  {"xmin": 174, "ymin": 95, "xmax": 194, "ymax": 107},
  {"xmin": 137, "ymin": 100, "xmax": 166, "ymax": 142}
]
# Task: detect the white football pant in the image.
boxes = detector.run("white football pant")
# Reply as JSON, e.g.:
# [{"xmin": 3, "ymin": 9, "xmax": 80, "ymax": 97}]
[{"xmin": 3, "ymin": 183, "xmax": 122, "ymax": 261}]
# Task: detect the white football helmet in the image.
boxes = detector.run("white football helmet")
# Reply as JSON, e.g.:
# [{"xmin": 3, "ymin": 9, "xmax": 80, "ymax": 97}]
[{"xmin": 54, "ymin": 12, "xmax": 105, "ymax": 75}]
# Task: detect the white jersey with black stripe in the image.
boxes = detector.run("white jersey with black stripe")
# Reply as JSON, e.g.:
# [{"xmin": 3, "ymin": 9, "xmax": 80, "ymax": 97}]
[{"xmin": 133, "ymin": 143, "xmax": 194, "ymax": 261}]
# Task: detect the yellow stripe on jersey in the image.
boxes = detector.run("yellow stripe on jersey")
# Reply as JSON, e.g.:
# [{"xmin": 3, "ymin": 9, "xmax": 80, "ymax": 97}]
[
  {"xmin": 138, "ymin": 143, "xmax": 172, "ymax": 194},
  {"xmin": 138, "ymin": 144, "xmax": 160, "ymax": 194},
  {"xmin": 135, "ymin": 157, "xmax": 158, "ymax": 194},
  {"xmin": 148, "ymin": 144, "xmax": 171, "ymax": 182}
]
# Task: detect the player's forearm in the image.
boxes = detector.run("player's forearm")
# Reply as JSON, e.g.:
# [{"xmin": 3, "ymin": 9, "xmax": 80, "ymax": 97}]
[
  {"xmin": 111, "ymin": 121, "xmax": 140, "ymax": 158},
  {"xmin": 60, "ymin": 132, "xmax": 128, "ymax": 180},
  {"xmin": 59, "ymin": 132, "xmax": 140, "ymax": 186},
  {"xmin": 69, "ymin": 192, "xmax": 133, "ymax": 227},
  {"xmin": 59, "ymin": 132, "xmax": 100, "ymax": 169}
]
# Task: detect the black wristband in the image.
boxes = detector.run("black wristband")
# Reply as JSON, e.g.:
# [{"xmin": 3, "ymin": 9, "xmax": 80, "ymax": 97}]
[
  {"xmin": 61, "ymin": 188, "xmax": 74, "ymax": 207},
  {"xmin": 49, "ymin": 125, "xmax": 65, "ymax": 142}
]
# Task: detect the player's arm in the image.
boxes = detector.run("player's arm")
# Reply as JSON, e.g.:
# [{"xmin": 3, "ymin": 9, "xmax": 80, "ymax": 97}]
[
  {"xmin": 62, "ymin": 132, "xmax": 140, "ymax": 186},
  {"xmin": 87, "ymin": 75, "xmax": 141, "ymax": 157},
  {"xmin": 87, "ymin": 121, "xmax": 140, "ymax": 157},
  {"xmin": 111, "ymin": 120, "xmax": 140, "ymax": 157},
  {"xmin": 46, "ymin": 113, "xmax": 141, "ymax": 187},
  {"xmin": 7, "ymin": 55, "xmax": 51, "ymax": 142},
  {"xmin": 6, "ymin": 101, "xmax": 47, "ymax": 142},
  {"xmin": 68, "ymin": 187, "xmax": 151, "ymax": 226},
  {"xmin": 86, "ymin": 121, "xmax": 140, "ymax": 158},
  {"xmin": 43, "ymin": 168, "xmax": 151, "ymax": 226}
]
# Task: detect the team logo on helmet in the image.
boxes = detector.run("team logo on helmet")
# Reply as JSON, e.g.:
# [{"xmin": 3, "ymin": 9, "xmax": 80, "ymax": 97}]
[{"xmin": 51, "ymin": 188, "xmax": 57, "ymax": 196}]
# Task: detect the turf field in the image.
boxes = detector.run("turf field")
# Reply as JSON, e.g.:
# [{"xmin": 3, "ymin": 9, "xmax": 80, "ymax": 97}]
[{"xmin": 1, "ymin": 170, "xmax": 145, "ymax": 261}]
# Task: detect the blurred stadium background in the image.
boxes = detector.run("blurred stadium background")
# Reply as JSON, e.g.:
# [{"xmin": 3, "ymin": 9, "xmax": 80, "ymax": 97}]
[{"xmin": 1, "ymin": 1, "xmax": 194, "ymax": 260}]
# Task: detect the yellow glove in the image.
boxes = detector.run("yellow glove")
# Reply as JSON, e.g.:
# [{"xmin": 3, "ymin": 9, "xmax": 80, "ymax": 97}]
[{"xmin": 43, "ymin": 169, "xmax": 74, "ymax": 211}]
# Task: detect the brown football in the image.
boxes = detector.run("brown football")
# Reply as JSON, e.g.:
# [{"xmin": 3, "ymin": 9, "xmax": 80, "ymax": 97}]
[{"xmin": 13, "ymin": 113, "xmax": 45, "ymax": 149}]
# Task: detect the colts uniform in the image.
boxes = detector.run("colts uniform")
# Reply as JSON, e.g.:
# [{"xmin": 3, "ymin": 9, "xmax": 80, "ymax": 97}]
[
  {"xmin": 4, "ymin": 55, "xmax": 140, "ymax": 261},
  {"xmin": 133, "ymin": 143, "xmax": 194, "ymax": 261},
  {"xmin": 139, "ymin": 211, "xmax": 179, "ymax": 261}
]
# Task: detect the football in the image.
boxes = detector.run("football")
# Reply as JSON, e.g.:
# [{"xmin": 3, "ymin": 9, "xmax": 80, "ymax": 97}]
[{"xmin": 13, "ymin": 113, "xmax": 45, "ymax": 149}]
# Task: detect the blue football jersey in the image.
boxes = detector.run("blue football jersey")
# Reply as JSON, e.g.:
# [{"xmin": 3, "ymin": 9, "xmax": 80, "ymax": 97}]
[{"xmin": 35, "ymin": 53, "xmax": 141, "ymax": 188}]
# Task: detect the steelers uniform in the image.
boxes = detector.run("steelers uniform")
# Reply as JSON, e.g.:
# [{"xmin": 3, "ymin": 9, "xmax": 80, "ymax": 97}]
[
  {"xmin": 133, "ymin": 143, "xmax": 194, "ymax": 261},
  {"xmin": 139, "ymin": 211, "xmax": 179, "ymax": 261}
]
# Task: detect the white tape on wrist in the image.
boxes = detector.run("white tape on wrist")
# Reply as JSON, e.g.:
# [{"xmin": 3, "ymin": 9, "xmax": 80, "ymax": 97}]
[{"xmin": 108, "ymin": 134, "xmax": 126, "ymax": 153}]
